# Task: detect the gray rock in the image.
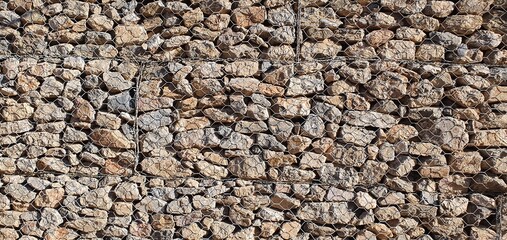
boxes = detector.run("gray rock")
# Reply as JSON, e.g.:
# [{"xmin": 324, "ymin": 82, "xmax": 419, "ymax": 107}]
[{"xmin": 138, "ymin": 109, "xmax": 173, "ymax": 131}]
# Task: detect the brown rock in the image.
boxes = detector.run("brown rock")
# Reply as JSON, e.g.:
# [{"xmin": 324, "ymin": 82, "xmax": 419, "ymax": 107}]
[
  {"xmin": 90, "ymin": 129, "xmax": 134, "ymax": 149},
  {"xmin": 448, "ymin": 86, "xmax": 484, "ymax": 107},
  {"xmin": 140, "ymin": 157, "xmax": 192, "ymax": 179},
  {"xmin": 114, "ymin": 25, "xmax": 148, "ymax": 45},
  {"xmin": 470, "ymin": 130, "xmax": 507, "ymax": 147},
  {"xmin": 33, "ymin": 188, "xmax": 64, "ymax": 208},
  {"xmin": 231, "ymin": 6, "xmax": 266, "ymax": 28},
  {"xmin": 449, "ymin": 152, "xmax": 482, "ymax": 174},
  {"xmin": 72, "ymin": 97, "xmax": 95, "ymax": 122},
  {"xmin": 378, "ymin": 40, "xmax": 416, "ymax": 60},
  {"xmin": 442, "ymin": 15, "xmax": 483, "ymax": 36}
]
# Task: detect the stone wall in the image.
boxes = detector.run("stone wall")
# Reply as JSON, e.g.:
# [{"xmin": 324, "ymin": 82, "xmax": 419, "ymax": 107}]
[{"xmin": 0, "ymin": 0, "xmax": 506, "ymax": 239}]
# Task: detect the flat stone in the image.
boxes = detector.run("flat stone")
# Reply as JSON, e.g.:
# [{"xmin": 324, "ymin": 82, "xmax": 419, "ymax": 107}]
[
  {"xmin": 90, "ymin": 129, "xmax": 134, "ymax": 149},
  {"xmin": 342, "ymin": 110, "xmax": 398, "ymax": 128},
  {"xmin": 138, "ymin": 109, "xmax": 173, "ymax": 131},
  {"xmin": 140, "ymin": 157, "xmax": 192, "ymax": 178},
  {"xmin": 298, "ymin": 202, "xmax": 354, "ymax": 224}
]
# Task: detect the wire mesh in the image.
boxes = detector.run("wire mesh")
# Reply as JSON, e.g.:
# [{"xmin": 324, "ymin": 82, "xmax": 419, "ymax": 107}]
[{"xmin": 0, "ymin": 0, "xmax": 506, "ymax": 239}]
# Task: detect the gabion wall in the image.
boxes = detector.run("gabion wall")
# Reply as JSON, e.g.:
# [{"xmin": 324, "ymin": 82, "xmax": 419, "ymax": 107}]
[{"xmin": 0, "ymin": 0, "xmax": 506, "ymax": 239}]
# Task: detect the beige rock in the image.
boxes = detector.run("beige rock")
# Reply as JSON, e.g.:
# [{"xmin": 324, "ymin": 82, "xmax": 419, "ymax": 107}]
[
  {"xmin": 280, "ymin": 222, "xmax": 301, "ymax": 239},
  {"xmin": 342, "ymin": 110, "xmax": 398, "ymax": 128},
  {"xmin": 449, "ymin": 152, "xmax": 482, "ymax": 174},
  {"xmin": 1, "ymin": 103, "xmax": 34, "ymax": 122},
  {"xmin": 273, "ymin": 97, "xmax": 311, "ymax": 118},
  {"xmin": 66, "ymin": 218, "xmax": 107, "ymax": 233},
  {"xmin": 365, "ymin": 29, "xmax": 394, "ymax": 47},
  {"xmin": 114, "ymin": 25, "xmax": 148, "ymax": 45},
  {"xmin": 406, "ymin": 13, "xmax": 440, "ymax": 32},
  {"xmin": 287, "ymin": 135, "xmax": 312, "ymax": 154},
  {"xmin": 448, "ymin": 85, "xmax": 485, "ymax": 107},
  {"xmin": 140, "ymin": 157, "xmax": 192, "ymax": 178},
  {"xmin": 470, "ymin": 130, "xmax": 507, "ymax": 147},
  {"xmin": 355, "ymin": 192, "xmax": 377, "ymax": 210},
  {"xmin": 379, "ymin": 40, "xmax": 416, "ymax": 60},
  {"xmin": 33, "ymin": 188, "xmax": 65, "ymax": 208},
  {"xmin": 416, "ymin": 44, "xmax": 445, "ymax": 61},
  {"xmin": 424, "ymin": 1, "xmax": 455, "ymax": 18},
  {"xmin": 298, "ymin": 202, "xmax": 354, "ymax": 224},
  {"xmin": 487, "ymin": 86, "xmax": 507, "ymax": 103},
  {"xmin": 301, "ymin": 39, "xmax": 341, "ymax": 60},
  {"xmin": 229, "ymin": 78, "xmax": 260, "ymax": 95},
  {"xmin": 211, "ymin": 221, "xmax": 235, "ymax": 239},
  {"xmin": 196, "ymin": 161, "xmax": 228, "ymax": 179},
  {"xmin": 231, "ymin": 6, "xmax": 266, "ymax": 28},
  {"xmin": 90, "ymin": 129, "xmax": 134, "ymax": 149},
  {"xmin": 442, "ymin": 15, "xmax": 483, "ymax": 35},
  {"xmin": 456, "ymin": 0, "xmax": 493, "ymax": 14},
  {"xmin": 72, "ymin": 97, "xmax": 95, "ymax": 122},
  {"xmin": 229, "ymin": 155, "xmax": 265, "ymax": 179},
  {"xmin": 395, "ymin": 27, "xmax": 426, "ymax": 42}
]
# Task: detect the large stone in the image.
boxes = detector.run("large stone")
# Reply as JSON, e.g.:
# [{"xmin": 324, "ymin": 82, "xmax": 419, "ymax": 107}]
[
  {"xmin": 229, "ymin": 156, "xmax": 266, "ymax": 179},
  {"xmin": 39, "ymin": 208, "xmax": 64, "ymax": 230},
  {"xmin": 210, "ymin": 221, "xmax": 235, "ymax": 239},
  {"xmin": 301, "ymin": 115, "xmax": 325, "ymax": 138},
  {"xmin": 301, "ymin": 40, "xmax": 341, "ymax": 60},
  {"xmin": 273, "ymin": 97, "xmax": 311, "ymax": 118},
  {"xmin": 366, "ymin": 72, "xmax": 408, "ymax": 100},
  {"xmin": 319, "ymin": 164, "xmax": 359, "ymax": 187},
  {"xmin": 471, "ymin": 174, "xmax": 507, "ymax": 193},
  {"xmin": 4, "ymin": 184, "xmax": 36, "ymax": 203},
  {"xmin": 419, "ymin": 117, "xmax": 469, "ymax": 152},
  {"xmin": 138, "ymin": 109, "xmax": 173, "ymax": 131},
  {"xmin": 90, "ymin": 129, "xmax": 134, "ymax": 149},
  {"xmin": 423, "ymin": 1, "xmax": 455, "ymax": 18},
  {"xmin": 79, "ymin": 187, "xmax": 113, "ymax": 210},
  {"xmin": 196, "ymin": 161, "xmax": 228, "ymax": 179},
  {"xmin": 66, "ymin": 218, "xmax": 107, "ymax": 233},
  {"xmin": 0, "ymin": 211, "xmax": 22, "ymax": 227},
  {"xmin": 470, "ymin": 130, "xmax": 507, "ymax": 147},
  {"xmin": 1, "ymin": 103, "xmax": 34, "ymax": 122},
  {"xmin": 298, "ymin": 202, "xmax": 354, "ymax": 224},
  {"xmin": 442, "ymin": 15, "xmax": 483, "ymax": 36},
  {"xmin": 456, "ymin": 0, "xmax": 493, "ymax": 14},
  {"xmin": 0, "ymin": 120, "xmax": 33, "ymax": 136},
  {"xmin": 115, "ymin": 25, "xmax": 148, "ymax": 45},
  {"xmin": 286, "ymin": 74, "xmax": 325, "ymax": 96},
  {"xmin": 23, "ymin": 132, "xmax": 60, "ymax": 147},
  {"xmin": 173, "ymin": 128, "xmax": 220, "ymax": 149},
  {"xmin": 231, "ymin": 6, "xmax": 266, "ymax": 28},
  {"xmin": 141, "ymin": 127, "xmax": 173, "ymax": 152},
  {"xmin": 33, "ymin": 188, "xmax": 65, "ymax": 208},
  {"xmin": 449, "ymin": 152, "xmax": 482, "ymax": 174},
  {"xmin": 339, "ymin": 125, "xmax": 376, "ymax": 146},
  {"xmin": 342, "ymin": 110, "xmax": 398, "ymax": 128},
  {"xmin": 378, "ymin": 40, "xmax": 416, "ymax": 60},
  {"xmin": 447, "ymin": 86, "xmax": 484, "ymax": 107},
  {"xmin": 103, "ymin": 72, "xmax": 133, "ymax": 94},
  {"xmin": 487, "ymin": 86, "xmax": 507, "ymax": 103},
  {"xmin": 141, "ymin": 157, "xmax": 192, "ymax": 178},
  {"xmin": 114, "ymin": 182, "xmax": 140, "ymax": 201},
  {"xmin": 72, "ymin": 97, "xmax": 95, "ymax": 122},
  {"xmin": 229, "ymin": 78, "xmax": 260, "ymax": 95},
  {"xmin": 33, "ymin": 103, "xmax": 66, "ymax": 123}
]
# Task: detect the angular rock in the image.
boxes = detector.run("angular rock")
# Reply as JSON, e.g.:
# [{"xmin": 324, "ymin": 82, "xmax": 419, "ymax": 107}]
[
  {"xmin": 90, "ymin": 129, "xmax": 134, "ymax": 149},
  {"xmin": 298, "ymin": 202, "xmax": 354, "ymax": 224},
  {"xmin": 442, "ymin": 15, "xmax": 483, "ymax": 36},
  {"xmin": 342, "ymin": 110, "xmax": 398, "ymax": 128}
]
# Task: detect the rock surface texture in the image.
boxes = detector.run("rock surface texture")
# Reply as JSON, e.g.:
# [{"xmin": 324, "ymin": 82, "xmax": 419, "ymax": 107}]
[{"xmin": 0, "ymin": 0, "xmax": 507, "ymax": 239}]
